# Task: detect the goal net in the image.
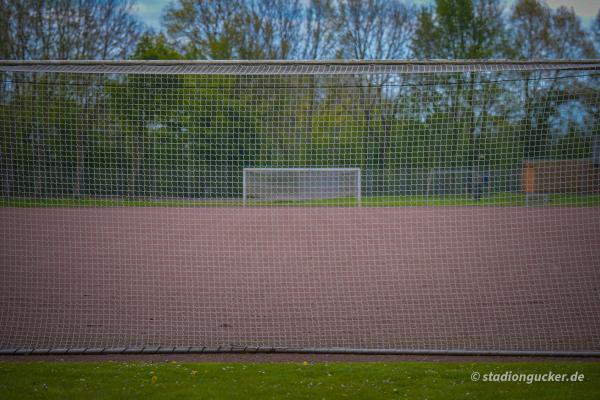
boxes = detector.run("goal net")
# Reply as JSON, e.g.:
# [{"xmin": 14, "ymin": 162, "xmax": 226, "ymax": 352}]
[
  {"xmin": 0, "ymin": 60, "xmax": 599, "ymax": 356},
  {"xmin": 243, "ymin": 168, "xmax": 361, "ymax": 205}
]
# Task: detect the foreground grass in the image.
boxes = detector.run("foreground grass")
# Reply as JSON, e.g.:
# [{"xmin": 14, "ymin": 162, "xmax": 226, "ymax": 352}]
[
  {"xmin": 0, "ymin": 361, "xmax": 598, "ymax": 399},
  {"xmin": 2, "ymin": 193, "xmax": 600, "ymax": 208}
]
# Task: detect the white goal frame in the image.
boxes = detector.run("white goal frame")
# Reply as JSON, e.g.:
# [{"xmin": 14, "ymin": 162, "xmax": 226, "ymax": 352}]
[{"xmin": 242, "ymin": 167, "xmax": 361, "ymax": 206}]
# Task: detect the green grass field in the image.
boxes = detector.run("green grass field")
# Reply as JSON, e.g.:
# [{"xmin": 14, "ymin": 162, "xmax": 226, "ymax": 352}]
[
  {"xmin": 0, "ymin": 361, "xmax": 598, "ymax": 399},
  {"xmin": 2, "ymin": 193, "xmax": 600, "ymax": 207}
]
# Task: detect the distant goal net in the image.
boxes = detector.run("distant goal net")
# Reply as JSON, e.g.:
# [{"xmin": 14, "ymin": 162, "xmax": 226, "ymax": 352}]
[
  {"xmin": 0, "ymin": 60, "xmax": 599, "ymax": 356},
  {"xmin": 243, "ymin": 168, "xmax": 361, "ymax": 205}
]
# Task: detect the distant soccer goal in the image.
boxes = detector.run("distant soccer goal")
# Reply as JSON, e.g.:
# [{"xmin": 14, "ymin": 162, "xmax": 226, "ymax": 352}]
[
  {"xmin": 0, "ymin": 60, "xmax": 599, "ymax": 357},
  {"xmin": 243, "ymin": 168, "xmax": 361, "ymax": 205},
  {"xmin": 426, "ymin": 168, "xmax": 476, "ymax": 195}
]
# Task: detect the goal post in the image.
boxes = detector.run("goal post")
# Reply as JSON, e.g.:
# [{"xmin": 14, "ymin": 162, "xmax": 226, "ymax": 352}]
[{"xmin": 242, "ymin": 168, "xmax": 361, "ymax": 206}]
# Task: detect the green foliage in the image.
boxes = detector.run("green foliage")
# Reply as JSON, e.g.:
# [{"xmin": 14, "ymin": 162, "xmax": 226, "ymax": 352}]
[
  {"xmin": 134, "ymin": 33, "xmax": 184, "ymax": 61},
  {"xmin": 163, "ymin": 0, "xmax": 304, "ymax": 60},
  {"xmin": 1, "ymin": 69, "xmax": 597, "ymax": 200},
  {"xmin": 411, "ymin": 10, "xmax": 439, "ymax": 59},
  {"xmin": 412, "ymin": 0, "xmax": 506, "ymax": 59},
  {"xmin": 509, "ymin": 0, "xmax": 595, "ymax": 59}
]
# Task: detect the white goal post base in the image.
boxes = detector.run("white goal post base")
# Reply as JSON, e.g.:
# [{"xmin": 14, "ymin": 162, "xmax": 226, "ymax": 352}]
[{"xmin": 243, "ymin": 168, "xmax": 361, "ymax": 205}]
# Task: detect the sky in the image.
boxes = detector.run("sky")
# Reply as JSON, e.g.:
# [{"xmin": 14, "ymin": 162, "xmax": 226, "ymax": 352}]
[
  {"xmin": 132, "ymin": 0, "xmax": 169, "ymax": 29},
  {"xmin": 132, "ymin": 0, "xmax": 598, "ymax": 30}
]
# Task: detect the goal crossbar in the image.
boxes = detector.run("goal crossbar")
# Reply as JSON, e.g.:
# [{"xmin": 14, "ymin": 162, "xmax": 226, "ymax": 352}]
[{"xmin": 1, "ymin": 59, "xmax": 599, "ymax": 75}]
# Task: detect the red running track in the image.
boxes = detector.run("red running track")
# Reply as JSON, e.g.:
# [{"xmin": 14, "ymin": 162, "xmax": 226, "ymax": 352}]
[{"xmin": 1, "ymin": 207, "xmax": 599, "ymax": 354}]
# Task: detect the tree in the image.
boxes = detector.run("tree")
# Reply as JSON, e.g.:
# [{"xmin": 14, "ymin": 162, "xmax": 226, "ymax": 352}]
[
  {"xmin": 508, "ymin": 0, "xmax": 596, "ymax": 159},
  {"xmin": 163, "ymin": 0, "xmax": 238, "ymax": 59},
  {"xmin": 411, "ymin": 0, "xmax": 508, "ymax": 150},
  {"xmin": 410, "ymin": 0, "xmax": 508, "ymax": 197},
  {"xmin": 507, "ymin": 0, "xmax": 550, "ymax": 59},
  {"xmin": 163, "ymin": 0, "xmax": 305, "ymax": 60},
  {"xmin": 0, "ymin": 1, "xmax": 144, "ymax": 197},
  {"xmin": 242, "ymin": 0, "xmax": 304, "ymax": 59},
  {"xmin": 412, "ymin": 0, "xmax": 506, "ymax": 59},
  {"xmin": 134, "ymin": 32, "xmax": 184, "ymax": 60},
  {"xmin": 337, "ymin": 0, "xmax": 414, "ymax": 60},
  {"xmin": 0, "ymin": 0, "xmax": 142, "ymax": 60},
  {"xmin": 300, "ymin": 0, "xmax": 338, "ymax": 60},
  {"xmin": 549, "ymin": 6, "xmax": 596, "ymax": 59},
  {"xmin": 509, "ymin": 0, "xmax": 595, "ymax": 60},
  {"xmin": 594, "ymin": 10, "xmax": 600, "ymax": 55}
]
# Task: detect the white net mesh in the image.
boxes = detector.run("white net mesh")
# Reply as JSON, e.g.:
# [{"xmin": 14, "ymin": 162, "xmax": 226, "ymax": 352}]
[{"xmin": 0, "ymin": 61, "xmax": 599, "ymax": 355}]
